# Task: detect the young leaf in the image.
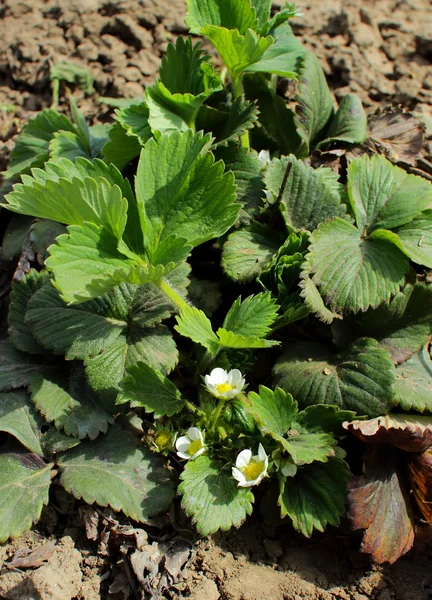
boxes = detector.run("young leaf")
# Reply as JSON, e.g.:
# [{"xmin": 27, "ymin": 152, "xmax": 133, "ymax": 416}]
[
  {"xmin": 102, "ymin": 122, "xmax": 142, "ymax": 170},
  {"xmin": 348, "ymin": 154, "xmax": 432, "ymax": 234},
  {"xmin": 347, "ymin": 446, "xmax": 414, "ymax": 564},
  {"xmin": 197, "ymin": 98, "xmax": 258, "ymax": 147},
  {"xmin": 394, "ymin": 347, "xmax": 432, "ymax": 413},
  {"xmin": 394, "ymin": 210, "xmax": 432, "ymax": 268},
  {"xmin": 30, "ymin": 369, "xmax": 114, "ymax": 440},
  {"xmin": 223, "ymin": 293, "xmax": 279, "ymax": 339},
  {"xmin": 317, "ymin": 94, "xmax": 368, "ymax": 148},
  {"xmin": 0, "ymin": 391, "xmax": 43, "ymax": 455},
  {"xmin": 135, "ymin": 131, "xmax": 239, "ymax": 253},
  {"xmin": 175, "ymin": 307, "xmax": 220, "ymax": 355},
  {"xmin": 0, "ymin": 452, "xmax": 53, "ymax": 543},
  {"xmin": 304, "ymin": 217, "xmax": 409, "ymax": 313},
  {"xmin": 273, "ymin": 339, "xmax": 396, "ymax": 417},
  {"xmin": 294, "ymin": 52, "xmax": 335, "ymax": 156},
  {"xmin": 222, "ymin": 222, "xmax": 284, "ymax": 282},
  {"xmin": 49, "ymin": 131, "xmax": 90, "ymax": 161},
  {"xmin": 116, "ymin": 103, "xmax": 152, "ymax": 144},
  {"xmin": 0, "ymin": 339, "xmax": 56, "ymax": 393},
  {"xmin": 217, "ymin": 329, "xmax": 280, "ymax": 349},
  {"xmin": 58, "ymin": 426, "xmax": 175, "ymax": 521},
  {"xmin": 185, "ymin": 0, "xmax": 258, "ymax": 35},
  {"xmin": 118, "ymin": 362, "xmax": 185, "ymax": 417},
  {"xmin": 246, "ymin": 386, "xmax": 297, "ymax": 438},
  {"xmin": 265, "ymin": 156, "xmax": 347, "ymax": 231},
  {"xmin": 179, "ymin": 454, "xmax": 254, "ymax": 536},
  {"xmin": 279, "ymin": 457, "xmax": 350, "ymax": 536}
]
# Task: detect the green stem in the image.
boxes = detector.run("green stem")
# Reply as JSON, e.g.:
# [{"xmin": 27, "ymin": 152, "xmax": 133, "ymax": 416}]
[
  {"xmin": 210, "ymin": 397, "xmax": 227, "ymax": 431},
  {"xmin": 232, "ymin": 75, "xmax": 250, "ymax": 149},
  {"xmin": 157, "ymin": 278, "xmax": 190, "ymax": 312}
]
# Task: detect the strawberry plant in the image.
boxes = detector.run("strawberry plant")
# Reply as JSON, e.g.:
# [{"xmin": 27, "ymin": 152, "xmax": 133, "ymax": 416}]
[{"xmin": 1, "ymin": 0, "xmax": 431, "ymax": 564}]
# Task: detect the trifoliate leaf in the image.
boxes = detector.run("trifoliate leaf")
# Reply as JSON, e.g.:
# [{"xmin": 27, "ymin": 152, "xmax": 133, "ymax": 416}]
[
  {"xmin": 279, "ymin": 457, "xmax": 350, "ymax": 536},
  {"xmin": 197, "ymin": 98, "xmax": 258, "ymax": 147},
  {"xmin": 0, "ymin": 339, "xmax": 56, "ymax": 393},
  {"xmin": 8, "ymin": 269, "xmax": 49, "ymax": 354},
  {"xmin": 0, "ymin": 391, "xmax": 43, "ymax": 455},
  {"xmin": 0, "ymin": 452, "xmax": 52, "ymax": 543},
  {"xmin": 304, "ymin": 217, "xmax": 409, "ymax": 313},
  {"xmin": 135, "ymin": 131, "xmax": 239, "ymax": 253},
  {"xmin": 58, "ymin": 426, "xmax": 175, "ymax": 521},
  {"xmin": 265, "ymin": 156, "xmax": 347, "ymax": 231},
  {"xmin": 394, "ymin": 347, "xmax": 432, "ymax": 413},
  {"xmin": 331, "ymin": 283, "xmax": 432, "ymax": 364},
  {"xmin": 118, "ymin": 362, "xmax": 185, "ymax": 417},
  {"xmin": 222, "ymin": 222, "xmax": 284, "ymax": 282},
  {"xmin": 294, "ymin": 52, "xmax": 335, "ymax": 156},
  {"xmin": 348, "ymin": 154, "xmax": 432, "ymax": 234},
  {"xmin": 273, "ymin": 338, "xmax": 396, "ymax": 417},
  {"xmin": 246, "ymin": 386, "xmax": 297, "ymax": 438},
  {"xmin": 102, "ymin": 122, "xmax": 142, "ymax": 170},
  {"xmin": 30, "ymin": 368, "xmax": 114, "ymax": 440},
  {"xmin": 3, "ymin": 109, "xmax": 76, "ymax": 179},
  {"xmin": 217, "ymin": 328, "xmax": 280, "ymax": 349},
  {"xmin": 223, "ymin": 293, "xmax": 279, "ymax": 338},
  {"xmin": 347, "ymin": 446, "xmax": 414, "ymax": 564},
  {"xmin": 394, "ymin": 209, "xmax": 432, "ymax": 268},
  {"xmin": 317, "ymin": 94, "xmax": 368, "ymax": 148},
  {"xmin": 175, "ymin": 307, "xmax": 220, "ymax": 355},
  {"xmin": 185, "ymin": 0, "xmax": 258, "ymax": 35},
  {"xmin": 245, "ymin": 23, "xmax": 305, "ymax": 79},
  {"xmin": 179, "ymin": 454, "xmax": 254, "ymax": 536}
]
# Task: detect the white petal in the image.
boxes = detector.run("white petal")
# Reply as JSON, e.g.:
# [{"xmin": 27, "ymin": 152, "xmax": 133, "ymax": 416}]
[
  {"xmin": 205, "ymin": 383, "xmax": 220, "ymax": 397},
  {"xmin": 227, "ymin": 369, "xmax": 242, "ymax": 386},
  {"xmin": 177, "ymin": 450, "xmax": 192, "ymax": 460},
  {"xmin": 187, "ymin": 427, "xmax": 203, "ymax": 442},
  {"xmin": 208, "ymin": 368, "xmax": 228, "ymax": 384},
  {"xmin": 175, "ymin": 436, "xmax": 191, "ymax": 453},
  {"xmin": 281, "ymin": 462, "xmax": 297, "ymax": 477},
  {"xmin": 204, "ymin": 374, "xmax": 212, "ymax": 387},
  {"xmin": 236, "ymin": 449, "xmax": 252, "ymax": 468},
  {"xmin": 257, "ymin": 443, "xmax": 267, "ymax": 463},
  {"xmin": 232, "ymin": 467, "xmax": 247, "ymax": 484},
  {"xmin": 190, "ymin": 446, "xmax": 206, "ymax": 460},
  {"xmin": 237, "ymin": 478, "xmax": 255, "ymax": 488}
]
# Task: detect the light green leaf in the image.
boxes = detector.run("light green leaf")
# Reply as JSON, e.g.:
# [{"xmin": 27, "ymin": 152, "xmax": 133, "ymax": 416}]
[
  {"xmin": 317, "ymin": 94, "xmax": 368, "ymax": 148},
  {"xmin": 246, "ymin": 386, "xmax": 297, "ymax": 437},
  {"xmin": 223, "ymin": 293, "xmax": 279, "ymax": 338},
  {"xmin": 294, "ymin": 52, "xmax": 335, "ymax": 156},
  {"xmin": 304, "ymin": 217, "xmax": 409, "ymax": 313},
  {"xmin": 185, "ymin": 0, "xmax": 258, "ymax": 35},
  {"xmin": 281, "ymin": 431, "xmax": 336, "ymax": 466},
  {"xmin": 116, "ymin": 103, "xmax": 151, "ymax": 144},
  {"xmin": 102, "ymin": 122, "xmax": 142, "ymax": 170},
  {"xmin": 222, "ymin": 222, "xmax": 284, "ymax": 282},
  {"xmin": 3, "ymin": 109, "xmax": 76, "ymax": 179},
  {"xmin": 250, "ymin": 0, "xmax": 271, "ymax": 29},
  {"xmin": 118, "ymin": 362, "xmax": 185, "ymax": 417},
  {"xmin": 146, "ymin": 86, "xmax": 191, "ymax": 134},
  {"xmin": 30, "ymin": 369, "xmax": 114, "ymax": 440},
  {"xmin": 394, "ymin": 210, "xmax": 432, "ymax": 268},
  {"xmin": 265, "ymin": 156, "xmax": 347, "ymax": 231},
  {"xmin": 0, "ymin": 391, "xmax": 43, "ymax": 455},
  {"xmin": 273, "ymin": 338, "xmax": 396, "ymax": 417},
  {"xmin": 58, "ymin": 426, "xmax": 175, "ymax": 521},
  {"xmin": 0, "ymin": 452, "xmax": 52, "ymax": 543},
  {"xmin": 348, "ymin": 154, "xmax": 432, "ymax": 234},
  {"xmin": 49, "ymin": 130, "xmax": 90, "ymax": 161},
  {"xmin": 175, "ymin": 307, "xmax": 220, "ymax": 355},
  {"xmin": 217, "ymin": 328, "xmax": 280, "ymax": 349},
  {"xmin": 394, "ymin": 347, "xmax": 432, "ymax": 413},
  {"xmin": 179, "ymin": 454, "xmax": 254, "ymax": 536},
  {"xmin": 9, "ymin": 269, "xmax": 49, "ymax": 354},
  {"xmin": 245, "ymin": 23, "xmax": 305, "ymax": 78},
  {"xmin": 0, "ymin": 339, "xmax": 55, "ymax": 393},
  {"xmin": 278, "ymin": 458, "xmax": 350, "ymax": 536}
]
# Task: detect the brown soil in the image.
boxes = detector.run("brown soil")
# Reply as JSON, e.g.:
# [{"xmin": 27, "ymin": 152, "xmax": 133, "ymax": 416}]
[{"xmin": 1, "ymin": 0, "xmax": 432, "ymax": 599}]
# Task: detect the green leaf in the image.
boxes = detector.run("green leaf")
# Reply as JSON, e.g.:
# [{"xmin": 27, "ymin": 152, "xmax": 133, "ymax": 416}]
[
  {"xmin": 116, "ymin": 103, "xmax": 151, "ymax": 144},
  {"xmin": 394, "ymin": 210, "xmax": 432, "ymax": 268},
  {"xmin": 41, "ymin": 426, "xmax": 81, "ymax": 456},
  {"xmin": 0, "ymin": 339, "xmax": 55, "ymax": 393},
  {"xmin": 294, "ymin": 52, "xmax": 335, "ymax": 156},
  {"xmin": 8, "ymin": 269, "xmax": 49, "ymax": 354},
  {"xmin": 0, "ymin": 391, "xmax": 43, "ymax": 455},
  {"xmin": 30, "ymin": 369, "xmax": 114, "ymax": 440},
  {"xmin": 394, "ymin": 347, "xmax": 432, "ymax": 413},
  {"xmin": 197, "ymin": 98, "xmax": 258, "ymax": 147},
  {"xmin": 293, "ymin": 404, "xmax": 357, "ymax": 435},
  {"xmin": 317, "ymin": 94, "xmax": 368, "ymax": 148},
  {"xmin": 58, "ymin": 426, "xmax": 175, "ymax": 521},
  {"xmin": 179, "ymin": 454, "xmax": 254, "ymax": 535},
  {"xmin": 348, "ymin": 154, "xmax": 432, "ymax": 234},
  {"xmin": 217, "ymin": 328, "xmax": 279, "ymax": 349},
  {"xmin": 279, "ymin": 457, "xmax": 350, "ymax": 536},
  {"xmin": 222, "ymin": 222, "xmax": 284, "ymax": 282},
  {"xmin": 118, "ymin": 362, "xmax": 185, "ymax": 417},
  {"xmin": 102, "ymin": 122, "xmax": 142, "ymax": 170},
  {"xmin": 246, "ymin": 386, "xmax": 297, "ymax": 438},
  {"xmin": 265, "ymin": 156, "xmax": 347, "ymax": 231},
  {"xmin": 0, "ymin": 452, "xmax": 52, "ymax": 543},
  {"xmin": 1, "ymin": 215, "xmax": 34, "ymax": 261},
  {"xmin": 49, "ymin": 130, "xmax": 90, "ymax": 161},
  {"xmin": 3, "ymin": 109, "xmax": 76, "ymax": 179},
  {"xmin": 135, "ymin": 131, "xmax": 239, "ymax": 253},
  {"xmin": 250, "ymin": 0, "xmax": 271, "ymax": 29},
  {"xmin": 29, "ymin": 219, "xmax": 67, "ymax": 265},
  {"xmin": 245, "ymin": 23, "xmax": 305, "ymax": 78},
  {"xmin": 185, "ymin": 0, "xmax": 258, "ymax": 35},
  {"xmin": 304, "ymin": 217, "xmax": 409, "ymax": 313},
  {"xmin": 223, "ymin": 293, "xmax": 279, "ymax": 338},
  {"xmin": 299, "ymin": 271, "xmax": 341, "ymax": 325},
  {"xmin": 175, "ymin": 307, "xmax": 220, "ymax": 355},
  {"xmin": 273, "ymin": 339, "xmax": 396, "ymax": 417}
]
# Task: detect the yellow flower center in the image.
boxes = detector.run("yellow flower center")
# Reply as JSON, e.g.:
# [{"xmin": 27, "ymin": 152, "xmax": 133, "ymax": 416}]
[
  {"xmin": 241, "ymin": 460, "xmax": 264, "ymax": 481},
  {"xmin": 215, "ymin": 382, "xmax": 234, "ymax": 394},
  {"xmin": 188, "ymin": 439, "xmax": 204, "ymax": 456},
  {"xmin": 154, "ymin": 430, "xmax": 172, "ymax": 450}
]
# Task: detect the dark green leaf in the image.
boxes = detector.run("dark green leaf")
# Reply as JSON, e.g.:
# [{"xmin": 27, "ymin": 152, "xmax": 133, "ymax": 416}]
[
  {"xmin": 394, "ymin": 347, "xmax": 432, "ymax": 413},
  {"xmin": 0, "ymin": 339, "xmax": 55, "ymax": 393},
  {"xmin": 394, "ymin": 209, "xmax": 432, "ymax": 268},
  {"xmin": 317, "ymin": 94, "xmax": 368, "ymax": 148},
  {"xmin": 0, "ymin": 391, "xmax": 43, "ymax": 455}
]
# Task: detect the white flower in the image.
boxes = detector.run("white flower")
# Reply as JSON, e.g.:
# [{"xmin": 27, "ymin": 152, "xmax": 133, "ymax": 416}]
[
  {"xmin": 257, "ymin": 149, "xmax": 271, "ymax": 168},
  {"xmin": 264, "ymin": 189, "xmax": 276, "ymax": 205},
  {"xmin": 204, "ymin": 368, "xmax": 245, "ymax": 400},
  {"xmin": 176, "ymin": 427, "xmax": 206, "ymax": 460},
  {"xmin": 232, "ymin": 443, "xmax": 268, "ymax": 487}
]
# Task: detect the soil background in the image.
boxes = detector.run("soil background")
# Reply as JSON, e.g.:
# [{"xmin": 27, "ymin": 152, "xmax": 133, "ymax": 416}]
[{"xmin": 0, "ymin": 0, "xmax": 432, "ymax": 599}]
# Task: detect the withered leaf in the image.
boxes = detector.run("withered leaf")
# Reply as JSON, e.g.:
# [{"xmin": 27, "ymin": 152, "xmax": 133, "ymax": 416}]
[
  {"xmin": 8, "ymin": 541, "xmax": 56, "ymax": 569},
  {"xmin": 347, "ymin": 445, "xmax": 415, "ymax": 564},
  {"xmin": 344, "ymin": 414, "xmax": 432, "ymax": 453},
  {"xmin": 367, "ymin": 108, "xmax": 424, "ymax": 166},
  {"xmin": 407, "ymin": 450, "xmax": 432, "ymax": 525}
]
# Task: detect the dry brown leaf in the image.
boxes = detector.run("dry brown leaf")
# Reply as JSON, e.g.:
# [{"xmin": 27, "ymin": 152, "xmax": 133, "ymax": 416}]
[{"xmin": 407, "ymin": 450, "xmax": 432, "ymax": 525}]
